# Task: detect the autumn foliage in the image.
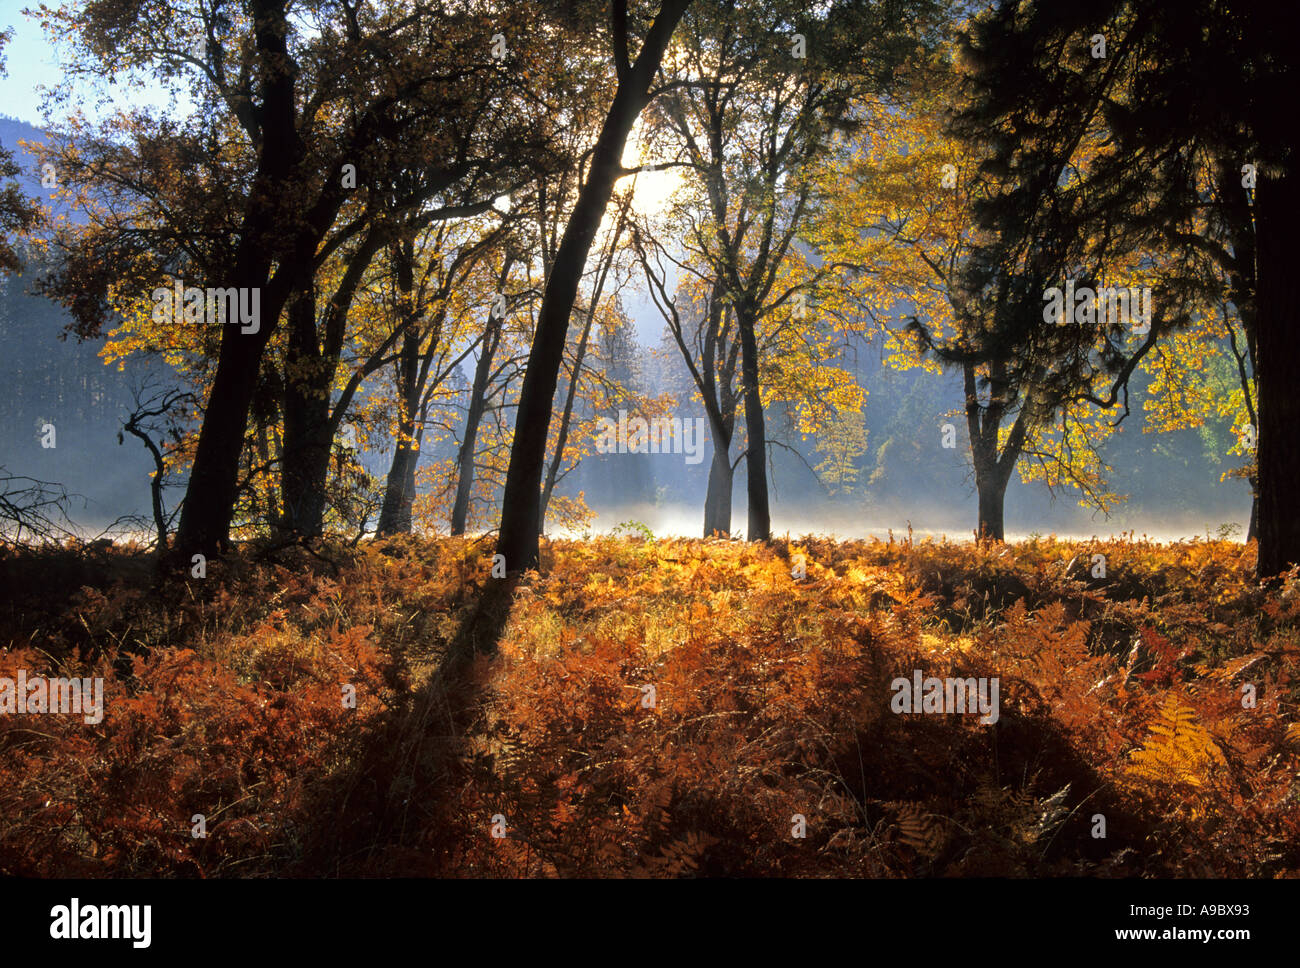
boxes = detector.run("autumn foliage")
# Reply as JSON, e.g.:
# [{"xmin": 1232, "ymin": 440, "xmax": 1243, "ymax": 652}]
[{"xmin": 1, "ymin": 534, "xmax": 1297, "ymax": 877}]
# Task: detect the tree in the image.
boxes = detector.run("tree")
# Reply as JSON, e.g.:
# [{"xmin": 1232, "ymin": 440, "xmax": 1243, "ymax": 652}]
[
  {"xmin": 0, "ymin": 30, "xmax": 41, "ymax": 275},
  {"xmin": 371, "ymin": 217, "xmax": 507, "ymax": 535},
  {"xmin": 448, "ymin": 249, "xmax": 524, "ymax": 536},
  {"xmin": 120, "ymin": 381, "xmax": 195, "ymax": 551},
  {"xmin": 645, "ymin": 0, "xmax": 936, "ymax": 542},
  {"xmin": 448, "ymin": 47, "xmax": 623, "ymax": 538},
  {"xmin": 634, "ymin": 226, "xmax": 865, "ymax": 538},
  {"xmin": 539, "ymin": 190, "xmax": 636, "ymax": 534},
  {"xmin": 636, "ymin": 261, "xmax": 741, "ymax": 537},
  {"xmin": 947, "ymin": 0, "xmax": 1296, "ymax": 573},
  {"xmin": 811, "ymin": 56, "xmax": 1165, "ymax": 539},
  {"xmin": 1139, "ymin": 256, "xmax": 1257, "ymax": 538},
  {"xmin": 0, "ymin": 470, "xmax": 74, "ymax": 545},
  {"xmin": 495, "ymin": 0, "xmax": 693, "ymax": 574},
  {"xmin": 38, "ymin": 0, "xmax": 554, "ymax": 556}
]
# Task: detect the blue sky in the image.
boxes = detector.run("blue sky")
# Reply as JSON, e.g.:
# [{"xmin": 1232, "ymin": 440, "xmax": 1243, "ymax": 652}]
[
  {"xmin": 1, "ymin": 1, "xmax": 67, "ymax": 125},
  {"xmin": 1, "ymin": 0, "xmax": 180, "ymax": 126}
]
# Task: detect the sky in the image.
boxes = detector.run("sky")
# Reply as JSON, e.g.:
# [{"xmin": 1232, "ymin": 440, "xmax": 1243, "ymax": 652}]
[
  {"xmin": 0, "ymin": 1, "xmax": 62, "ymax": 126},
  {"xmin": 1, "ymin": 0, "xmax": 184, "ymax": 126}
]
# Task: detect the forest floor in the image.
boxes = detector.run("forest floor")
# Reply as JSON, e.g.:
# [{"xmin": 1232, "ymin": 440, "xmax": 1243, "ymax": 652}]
[{"xmin": 1, "ymin": 533, "xmax": 1298, "ymax": 877}]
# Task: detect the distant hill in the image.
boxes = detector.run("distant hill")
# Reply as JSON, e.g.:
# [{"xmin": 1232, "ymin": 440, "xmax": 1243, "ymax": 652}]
[
  {"xmin": 0, "ymin": 115, "xmax": 77, "ymax": 222},
  {"xmin": 2, "ymin": 116, "xmax": 165, "ymax": 534}
]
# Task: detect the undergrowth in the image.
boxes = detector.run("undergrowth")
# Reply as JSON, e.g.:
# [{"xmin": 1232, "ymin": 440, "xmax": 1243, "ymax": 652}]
[{"xmin": 1, "ymin": 533, "xmax": 1297, "ymax": 877}]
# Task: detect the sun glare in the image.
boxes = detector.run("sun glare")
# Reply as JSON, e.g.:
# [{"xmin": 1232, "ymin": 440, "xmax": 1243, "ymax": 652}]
[{"xmin": 620, "ymin": 121, "xmax": 685, "ymax": 220}]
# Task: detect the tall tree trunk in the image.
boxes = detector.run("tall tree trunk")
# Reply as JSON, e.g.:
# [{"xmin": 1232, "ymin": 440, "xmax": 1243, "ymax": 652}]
[
  {"xmin": 451, "ymin": 311, "xmax": 502, "ymax": 536},
  {"xmin": 537, "ymin": 341, "xmax": 584, "ymax": 533},
  {"xmin": 538, "ymin": 310, "xmax": 596, "ymax": 532},
  {"xmin": 252, "ymin": 417, "xmax": 278, "ymax": 529},
  {"xmin": 669, "ymin": 278, "xmax": 738, "ymax": 540},
  {"xmin": 377, "ymin": 431, "xmax": 419, "ymax": 536},
  {"xmin": 377, "ymin": 348, "xmax": 422, "ymax": 536},
  {"xmin": 449, "ymin": 412, "xmax": 482, "ymax": 536},
  {"xmin": 284, "ymin": 228, "xmax": 390, "ymax": 539},
  {"xmin": 1215, "ymin": 156, "xmax": 1261, "ymax": 550},
  {"xmin": 174, "ymin": 313, "xmax": 278, "ymax": 556},
  {"xmin": 539, "ymin": 199, "xmax": 630, "ymax": 534},
  {"xmin": 495, "ymin": 0, "xmax": 691, "ymax": 573},
  {"xmin": 974, "ymin": 461, "xmax": 1009, "ymax": 542},
  {"xmin": 1253, "ymin": 166, "xmax": 1300, "ymax": 576},
  {"xmin": 173, "ymin": 0, "xmax": 300, "ymax": 558},
  {"xmin": 280, "ymin": 279, "xmax": 333, "ymax": 537},
  {"xmin": 964, "ymin": 361, "xmax": 1029, "ymax": 544},
  {"xmin": 703, "ymin": 427, "xmax": 734, "ymax": 538},
  {"xmin": 736, "ymin": 301, "xmax": 770, "ymax": 542},
  {"xmin": 376, "ymin": 239, "xmax": 423, "ymax": 537}
]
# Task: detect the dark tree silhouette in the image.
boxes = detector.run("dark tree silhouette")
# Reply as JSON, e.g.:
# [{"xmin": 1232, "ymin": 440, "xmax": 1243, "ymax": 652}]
[
  {"xmin": 495, "ymin": 0, "xmax": 693, "ymax": 573},
  {"xmin": 949, "ymin": 0, "xmax": 1296, "ymax": 572}
]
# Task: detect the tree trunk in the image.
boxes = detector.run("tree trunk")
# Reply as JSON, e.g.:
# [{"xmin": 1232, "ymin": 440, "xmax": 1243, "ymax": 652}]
[
  {"xmin": 540, "ymin": 308, "xmax": 595, "ymax": 533},
  {"xmin": 123, "ymin": 409, "xmax": 171, "ymax": 552},
  {"xmin": 279, "ymin": 280, "xmax": 333, "ymax": 538},
  {"xmin": 449, "ymin": 423, "xmax": 480, "ymax": 536},
  {"xmin": 451, "ymin": 316, "xmax": 500, "ymax": 536},
  {"xmin": 376, "ymin": 430, "xmax": 419, "ymax": 536},
  {"xmin": 540, "ymin": 200, "xmax": 629, "ymax": 534},
  {"xmin": 703, "ymin": 435, "xmax": 733, "ymax": 537},
  {"xmin": 495, "ymin": 0, "xmax": 691, "ymax": 573},
  {"xmin": 1253, "ymin": 165, "xmax": 1300, "ymax": 576},
  {"xmin": 253, "ymin": 418, "xmax": 278, "ymax": 529},
  {"xmin": 736, "ymin": 301, "xmax": 770, "ymax": 542},
  {"xmin": 173, "ymin": 0, "xmax": 301, "ymax": 558},
  {"xmin": 1214, "ymin": 156, "xmax": 1261, "ymax": 550},
  {"xmin": 377, "ymin": 339, "xmax": 420, "ymax": 537},
  {"xmin": 376, "ymin": 239, "xmax": 424, "ymax": 537},
  {"xmin": 964, "ymin": 360, "xmax": 1027, "ymax": 544},
  {"xmin": 174, "ymin": 315, "xmax": 278, "ymax": 557},
  {"xmin": 975, "ymin": 464, "xmax": 1008, "ymax": 542},
  {"xmin": 283, "ymin": 228, "xmax": 391, "ymax": 539}
]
